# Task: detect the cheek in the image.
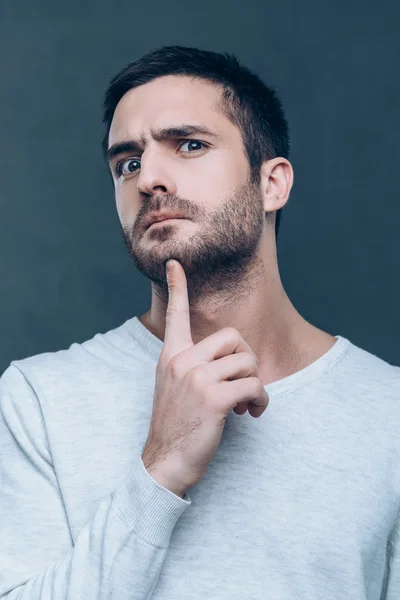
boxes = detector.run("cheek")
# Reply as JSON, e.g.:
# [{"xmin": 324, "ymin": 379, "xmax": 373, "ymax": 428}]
[
  {"xmin": 115, "ymin": 189, "xmax": 138, "ymax": 225},
  {"xmin": 184, "ymin": 157, "xmax": 241, "ymax": 199},
  {"xmin": 114, "ymin": 194, "xmax": 125, "ymax": 220},
  {"xmin": 205, "ymin": 154, "xmax": 246, "ymax": 191}
]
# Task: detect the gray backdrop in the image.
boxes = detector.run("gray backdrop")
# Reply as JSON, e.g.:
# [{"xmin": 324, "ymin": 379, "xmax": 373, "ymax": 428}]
[{"xmin": 1, "ymin": 0, "xmax": 399, "ymax": 376}]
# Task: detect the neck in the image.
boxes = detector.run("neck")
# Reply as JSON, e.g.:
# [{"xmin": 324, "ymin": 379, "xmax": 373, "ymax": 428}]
[{"xmin": 138, "ymin": 234, "xmax": 336, "ymax": 385}]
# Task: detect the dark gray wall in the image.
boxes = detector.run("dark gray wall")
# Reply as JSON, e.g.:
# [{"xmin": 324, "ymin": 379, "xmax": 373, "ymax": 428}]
[{"xmin": 1, "ymin": 0, "xmax": 399, "ymax": 375}]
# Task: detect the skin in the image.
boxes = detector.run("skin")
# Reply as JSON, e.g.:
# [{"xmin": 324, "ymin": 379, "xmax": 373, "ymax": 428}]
[{"xmin": 107, "ymin": 74, "xmax": 336, "ymax": 386}]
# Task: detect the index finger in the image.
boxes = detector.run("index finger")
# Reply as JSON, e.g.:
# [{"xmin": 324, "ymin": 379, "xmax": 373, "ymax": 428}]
[{"xmin": 163, "ymin": 259, "xmax": 193, "ymax": 358}]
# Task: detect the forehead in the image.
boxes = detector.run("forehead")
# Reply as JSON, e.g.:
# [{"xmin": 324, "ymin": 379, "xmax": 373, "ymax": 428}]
[{"xmin": 108, "ymin": 75, "xmax": 237, "ymax": 146}]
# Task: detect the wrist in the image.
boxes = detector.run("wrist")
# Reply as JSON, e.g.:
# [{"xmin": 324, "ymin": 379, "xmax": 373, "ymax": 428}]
[
  {"xmin": 146, "ymin": 464, "xmax": 187, "ymax": 498},
  {"xmin": 142, "ymin": 454, "xmax": 188, "ymax": 498}
]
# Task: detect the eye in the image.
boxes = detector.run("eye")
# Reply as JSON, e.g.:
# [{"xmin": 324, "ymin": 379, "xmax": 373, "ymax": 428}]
[
  {"xmin": 114, "ymin": 140, "xmax": 207, "ymax": 178},
  {"xmin": 115, "ymin": 158, "xmax": 141, "ymax": 177},
  {"xmin": 179, "ymin": 140, "xmax": 207, "ymax": 153}
]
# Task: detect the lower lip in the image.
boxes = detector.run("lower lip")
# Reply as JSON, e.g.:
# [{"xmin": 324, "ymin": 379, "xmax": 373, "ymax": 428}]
[{"xmin": 148, "ymin": 218, "xmax": 186, "ymax": 229}]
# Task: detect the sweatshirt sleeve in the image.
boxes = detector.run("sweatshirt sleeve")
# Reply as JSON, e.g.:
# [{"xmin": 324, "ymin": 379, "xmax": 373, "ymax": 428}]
[
  {"xmin": 383, "ymin": 509, "xmax": 400, "ymax": 599},
  {"xmin": 0, "ymin": 363, "xmax": 191, "ymax": 599}
]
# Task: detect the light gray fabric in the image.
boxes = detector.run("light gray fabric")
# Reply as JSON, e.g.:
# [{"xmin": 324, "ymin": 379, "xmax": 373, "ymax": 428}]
[{"xmin": 0, "ymin": 316, "xmax": 399, "ymax": 599}]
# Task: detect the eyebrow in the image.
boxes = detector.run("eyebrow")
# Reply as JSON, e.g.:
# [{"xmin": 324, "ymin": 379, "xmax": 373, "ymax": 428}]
[{"xmin": 106, "ymin": 124, "xmax": 220, "ymax": 164}]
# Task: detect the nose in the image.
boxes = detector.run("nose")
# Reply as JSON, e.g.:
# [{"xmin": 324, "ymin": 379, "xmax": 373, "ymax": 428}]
[{"xmin": 136, "ymin": 150, "xmax": 177, "ymax": 197}]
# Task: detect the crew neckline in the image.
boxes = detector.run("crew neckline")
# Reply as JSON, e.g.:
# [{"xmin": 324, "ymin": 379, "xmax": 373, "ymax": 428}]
[{"xmin": 124, "ymin": 316, "xmax": 352, "ymax": 399}]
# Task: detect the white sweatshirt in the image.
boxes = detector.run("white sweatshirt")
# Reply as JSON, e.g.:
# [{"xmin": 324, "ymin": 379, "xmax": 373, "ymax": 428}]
[{"xmin": 0, "ymin": 316, "xmax": 399, "ymax": 599}]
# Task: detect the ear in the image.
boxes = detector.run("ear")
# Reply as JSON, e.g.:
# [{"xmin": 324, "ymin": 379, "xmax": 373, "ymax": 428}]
[{"xmin": 259, "ymin": 157, "xmax": 294, "ymax": 214}]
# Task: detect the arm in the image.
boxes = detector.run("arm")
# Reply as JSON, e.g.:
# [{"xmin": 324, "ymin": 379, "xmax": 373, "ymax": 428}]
[{"xmin": 0, "ymin": 364, "xmax": 190, "ymax": 599}]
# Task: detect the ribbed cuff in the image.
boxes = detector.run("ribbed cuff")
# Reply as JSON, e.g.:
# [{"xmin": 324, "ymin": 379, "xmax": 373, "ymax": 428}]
[{"xmin": 111, "ymin": 451, "xmax": 191, "ymax": 548}]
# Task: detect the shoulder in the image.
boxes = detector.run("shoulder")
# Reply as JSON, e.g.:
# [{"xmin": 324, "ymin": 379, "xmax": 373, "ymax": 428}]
[{"xmin": 1, "ymin": 317, "xmax": 138, "ymax": 395}]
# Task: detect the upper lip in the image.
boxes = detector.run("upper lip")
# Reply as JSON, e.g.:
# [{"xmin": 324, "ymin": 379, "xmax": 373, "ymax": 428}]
[{"xmin": 144, "ymin": 212, "xmax": 188, "ymax": 230}]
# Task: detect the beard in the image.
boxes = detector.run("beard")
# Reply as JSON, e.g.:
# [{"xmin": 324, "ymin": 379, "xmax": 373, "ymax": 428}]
[{"xmin": 119, "ymin": 175, "xmax": 266, "ymax": 306}]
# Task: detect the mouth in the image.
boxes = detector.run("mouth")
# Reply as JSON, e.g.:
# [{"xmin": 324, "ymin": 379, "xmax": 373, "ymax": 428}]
[
  {"xmin": 149, "ymin": 218, "xmax": 185, "ymax": 226},
  {"xmin": 146, "ymin": 216, "xmax": 187, "ymax": 230}
]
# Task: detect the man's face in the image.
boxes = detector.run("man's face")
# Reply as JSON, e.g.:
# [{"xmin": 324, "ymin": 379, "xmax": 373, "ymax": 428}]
[{"xmin": 107, "ymin": 75, "xmax": 266, "ymax": 302}]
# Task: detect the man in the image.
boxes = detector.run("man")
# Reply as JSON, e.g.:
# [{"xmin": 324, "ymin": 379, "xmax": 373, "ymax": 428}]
[{"xmin": 0, "ymin": 45, "xmax": 399, "ymax": 599}]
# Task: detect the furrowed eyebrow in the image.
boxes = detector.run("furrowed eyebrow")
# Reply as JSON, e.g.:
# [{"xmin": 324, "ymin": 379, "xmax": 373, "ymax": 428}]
[{"xmin": 106, "ymin": 124, "xmax": 219, "ymax": 164}]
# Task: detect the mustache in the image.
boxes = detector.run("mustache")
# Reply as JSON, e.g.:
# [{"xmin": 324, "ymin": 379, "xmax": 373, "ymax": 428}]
[{"xmin": 139, "ymin": 194, "xmax": 202, "ymax": 222}]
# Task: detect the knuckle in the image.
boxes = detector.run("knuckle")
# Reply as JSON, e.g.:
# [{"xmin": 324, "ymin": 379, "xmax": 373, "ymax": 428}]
[
  {"xmin": 224, "ymin": 326, "xmax": 241, "ymax": 341},
  {"xmin": 250, "ymin": 377, "xmax": 263, "ymax": 396},
  {"xmin": 167, "ymin": 354, "xmax": 185, "ymax": 379},
  {"xmin": 257, "ymin": 378, "xmax": 265, "ymax": 396},
  {"xmin": 166, "ymin": 273, "xmax": 177, "ymax": 288},
  {"xmin": 187, "ymin": 365, "xmax": 205, "ymax": 390},
  {"xmin": 239, "ymin": 352, "xmax": 258, "ymax": 374},
  {"xmin": 246, "ymin": 352, "xmax": 258, "ymax": 370}
]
